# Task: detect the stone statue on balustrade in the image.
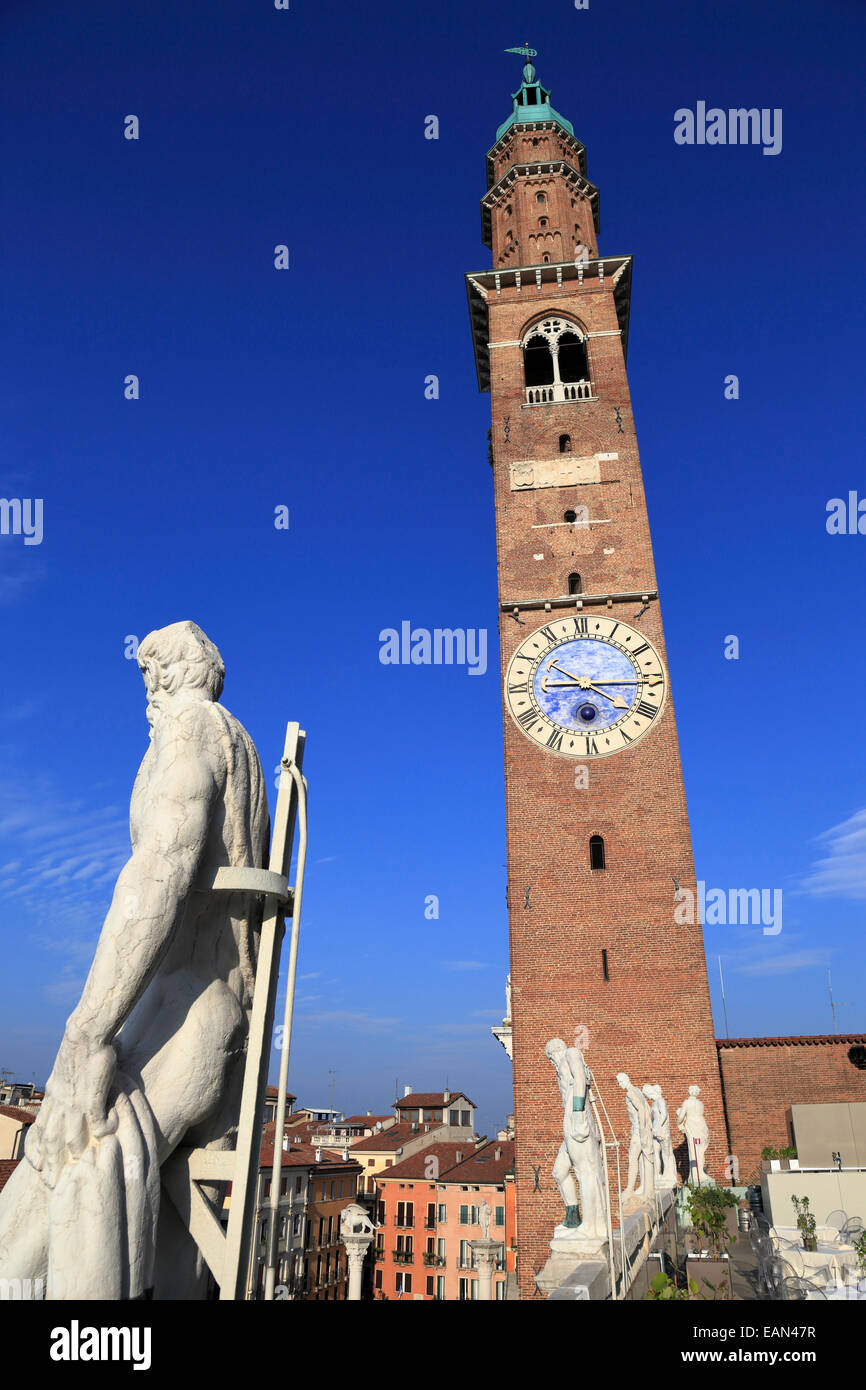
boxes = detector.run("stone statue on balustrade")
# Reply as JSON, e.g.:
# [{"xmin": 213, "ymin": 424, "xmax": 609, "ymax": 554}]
[
  {"xmin": 676, "ymin": 1085, "xmax": 711, "ymax": 1186},
  {"xmin": 642, "ymin": 1084, "xmax": 678, "ymax": 1190},
  {"xmin": 0, "ymin": 621, "xmax": 270, "ymax": 1300},
  {"xmin": 617, "ymin": 1073, "xmax": 655, "ymax": 1207},
  {"xmin": 479, "ymin": 1197, "xmax": 492, "ymax": 1240},
  {"xmin": 545, "ymin": 1036, "xmax": 608, "ymax": 1253}
]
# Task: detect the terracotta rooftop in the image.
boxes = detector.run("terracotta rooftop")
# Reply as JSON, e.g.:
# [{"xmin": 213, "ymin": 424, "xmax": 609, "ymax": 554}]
[
  {"xmin": 444, "ymin": 1139, "xmax": 514, "ymax": 1185},
  {"xmin": 343, "ymin": 1114, "xmax": 393, "ymax": 1128},
  {"xmin": 0, "ymin": 1105, "xmax": 36, "ymax": 1125},
  {"xmin": 0, "ymin": 1159, "xmax": 20, "ymax": 1193},
  {"xmin": 376, "ymin": 1141, "xmax": 477, "ymax": 1182},
  {"xmin": 351, "ymin": 1122, "xmax": 443, "ymax": 1154},
  {"xmin": 259, "ymin": 1139, "xmax": 362, "ymax": 1173},
  {"xmin": 394, "ymin": 1092, "xmax": 474, "ymax": 1110},
  {"xmin": 717, "ymin": 1034, "xmax": 866, "ymax": 1048},
  {"xmin": 264, "ymin": 1086, "xmax": 296, "ymax": 1100}
]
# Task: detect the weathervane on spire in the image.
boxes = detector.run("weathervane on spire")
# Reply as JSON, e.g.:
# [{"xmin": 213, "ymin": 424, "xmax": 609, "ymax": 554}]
[{"xmin": 504, "ymin": 42, "xmax": 538, "ymax": 84}]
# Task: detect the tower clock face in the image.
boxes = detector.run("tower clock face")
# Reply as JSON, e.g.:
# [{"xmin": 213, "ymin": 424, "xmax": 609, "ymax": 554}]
[{"xmin": 504, "ymin": 614, "xmax": 667, "ymax": 758}]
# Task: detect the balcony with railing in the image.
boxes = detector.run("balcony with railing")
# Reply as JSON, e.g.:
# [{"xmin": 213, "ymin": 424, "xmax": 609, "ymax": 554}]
[
  {"xmin": 423, "ymin": 1252, "xmax": 445, "ymax": 1267},
  {"xmin": 392, "ymin": 1249, "xmax": 415, "ymax": 1264},
  {"xmin": 524, "ymin": 379, "xmax": 594, "ymax": 404}
]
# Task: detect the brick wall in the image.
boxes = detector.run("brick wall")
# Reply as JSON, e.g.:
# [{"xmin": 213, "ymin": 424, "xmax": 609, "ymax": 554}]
[{"xmin": 717, "ymin": 1035, "xmax": 866, "ymax": 1184}]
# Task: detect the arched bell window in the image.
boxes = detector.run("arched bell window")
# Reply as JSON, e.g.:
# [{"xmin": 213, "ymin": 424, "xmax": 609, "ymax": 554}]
[
  {"xmin": 589, "ymin": 835, "xmax": 606, "ymax": 870},
  {"xmin": 559, "ymin": 434, "xmax": 572, "ymax": 453},
  {"xmin": 568, "ymin": 572, "xmax": 582, "ymax": 594},
  {"xmin": 523, "ymin": 332, "xmax": 555, "ymax": 387},
  {"xmin": 557, "ymin": 331, "xmax": 589, "ymax": 384},
  {"xmin": 522, "ymin": 318, "xmax": 591, "ymax": 402}
]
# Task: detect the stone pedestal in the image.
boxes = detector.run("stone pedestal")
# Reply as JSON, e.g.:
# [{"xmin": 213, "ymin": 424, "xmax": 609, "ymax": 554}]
[
  {"xmin": 539, "ymin": 1187, "xmax": 678, "ymax": 1300},
  {"xmin": 549, "ymin": 1224, "xmax": 607, "ymax": 1258},
  {"xmin": 341, "ymin": 1232, "xmax": 372, "ymax": 1301},
  {"xmin": 469, "ymin": 1238, "xmax": 499, "ymax": 1301}
]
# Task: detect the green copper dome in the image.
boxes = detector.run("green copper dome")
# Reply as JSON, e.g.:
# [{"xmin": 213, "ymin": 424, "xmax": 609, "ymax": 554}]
[{"xmin": 496, "ymin": 59, "xmax": 575, "ymax": 141}]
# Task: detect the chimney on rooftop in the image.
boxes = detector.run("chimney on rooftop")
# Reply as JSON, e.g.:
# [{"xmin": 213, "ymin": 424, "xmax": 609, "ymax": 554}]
[
  {"xmin": 455, "ymin": 1151, "xmax": 463, "ymax": 1164},
  {"xmin": 403, "ymin": 1084, "xmax": 412, "ymax": 1097},
  {"xmin": 443, "ymin": 1088, "xmax": 450, "ymax": 1104},
  {"xmin": 495, "ymin": 1146, "xmax": 501, "ymax": 1161}
]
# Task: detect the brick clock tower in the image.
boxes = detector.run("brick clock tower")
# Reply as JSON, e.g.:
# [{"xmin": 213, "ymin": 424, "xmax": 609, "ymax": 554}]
[{"xmin": 466, "ymin": 50, "xmax": 725, "ymax": 1296}]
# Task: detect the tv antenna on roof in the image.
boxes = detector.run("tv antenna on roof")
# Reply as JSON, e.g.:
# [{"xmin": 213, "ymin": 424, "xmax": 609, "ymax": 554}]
[{"xmin": 828, "ymin": 969, "xmax": 852, "ymax": 1031}]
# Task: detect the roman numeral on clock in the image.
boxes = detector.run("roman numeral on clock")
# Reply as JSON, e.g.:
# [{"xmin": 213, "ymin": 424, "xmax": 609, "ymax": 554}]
[
  {"xmin": 539, "ymin": 625, "xmax": 559, "ymax": 645},
  {"xmin": 635, "ymin": 699, "xmax": 657, "ymax": 719},
  {"xmin": 508, "ymin": 681, "xmax": 529, "ymax": 695},
  {"xmin": 546, "ymin": 728, "xmax": 564, "ymax": 751},
  {"xmin": 575, "ymin": 617, "xmax": 588, "ymax": 635},
  {"xmin": 517, "ymin": 707, "xmax": 540, "ymax": 730},
  {"xmin": 631, "ymin": 642, "xmax": 649, "ymax": 657},
  {"xmin": 585, "ymin": 736, "xmax": 598, "ymax": 754}
]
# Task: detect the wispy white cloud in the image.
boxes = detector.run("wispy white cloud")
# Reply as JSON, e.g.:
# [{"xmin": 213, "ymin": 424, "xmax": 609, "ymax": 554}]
[
  {"xmin": 434, "ymin": 1022, "xmax": 491, "ymax": 1035},
  {"xmin": 296, "ymin": 1010, "xmax": 403, "ymax": 1032},
  {"xmin": 42, "ymin": 971, "xmax": 87, "ymax": 1003},
  {"xmin": 0, "ymin": 563, "xmax": 43, "ymax": 607},
  {"xmin": 735, "ymin": 949, "xmax": 829, "ymax": 977},
  {"xmin": 797, "ymin": 809, "xmax": 866, "ymax": 900},
  {"xmin": 0, "ymin": 776, "xmax": 130, "ymax": 1000}
]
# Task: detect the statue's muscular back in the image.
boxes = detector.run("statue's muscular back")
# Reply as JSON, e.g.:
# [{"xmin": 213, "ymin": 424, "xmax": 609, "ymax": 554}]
[{"xmin": 122, "ymin": 698, "xmax": 269, "ymax": 1152}]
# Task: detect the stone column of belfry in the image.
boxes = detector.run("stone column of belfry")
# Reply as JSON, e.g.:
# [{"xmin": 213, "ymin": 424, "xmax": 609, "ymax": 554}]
[
  {"xmin": 342, "ymin": 1232, "xmax": 372, "ymax": 1302},
  {"xmin": 465, "ymin": 55, "xmax": 726, "ymax": 1298},
  {"xmin": 470, "ymin": 1239, "xmax": 500, "ymax": 1301}
]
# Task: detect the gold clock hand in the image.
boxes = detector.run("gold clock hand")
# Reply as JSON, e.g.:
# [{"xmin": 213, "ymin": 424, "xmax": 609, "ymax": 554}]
[
  {"xmin": 583, "ymin": 682, "xmax": 629, "ymax": 708},
  {"xmin": 540, "ymin": 672, "xmax": 629, "ymax": 706},
  {"xmin": 547, "ymin": 659, "xmax": 581, "ymax": 684}
]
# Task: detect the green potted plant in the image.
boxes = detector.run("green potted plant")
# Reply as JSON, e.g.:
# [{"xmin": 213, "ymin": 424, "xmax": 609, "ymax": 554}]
[
  {"xmin": 685, "ymin": 1186, "xmax": 739, "ymax": 1298},
  {"xmin": 760, "ymin": 1144, "xmax": 798, "ymax": 1172},
  {"xmin": 791, "ymin": 1195, "xmax": 817, "ymax": 1252},
  {"xmin": 852, "ymin": 1228, "xmax": 866, "ymax": 1277},
  {"xmin": 644, "ymin": 1270, "xmax": 701, "ymax": 1301}
]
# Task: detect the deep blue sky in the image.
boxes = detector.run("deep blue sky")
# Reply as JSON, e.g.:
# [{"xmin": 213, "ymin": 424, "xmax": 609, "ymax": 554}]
[{"xmin": 1, "ymin": 0, "xmax": 864, "ymax": 1138}]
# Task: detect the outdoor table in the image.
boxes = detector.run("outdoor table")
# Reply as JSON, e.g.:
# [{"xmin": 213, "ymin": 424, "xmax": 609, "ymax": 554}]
[
  {"xmin": 770, "ymin": 1228, "xmax": 857, "ymax": 1282},
  {"xmin": 771, "ymin": 1223, "xmax": 844, "ymax": 1245}
]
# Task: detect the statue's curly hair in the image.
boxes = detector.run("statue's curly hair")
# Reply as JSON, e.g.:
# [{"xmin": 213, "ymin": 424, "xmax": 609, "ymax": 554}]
[{"xmin": 137, "ymin": 620, "xmax": 225, "ymax": 701}]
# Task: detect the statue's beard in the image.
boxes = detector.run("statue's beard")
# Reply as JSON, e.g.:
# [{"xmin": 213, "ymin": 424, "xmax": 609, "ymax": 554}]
[{"xmin": 144, "ymin": 689, "xmax": 165, "ymax": 728}]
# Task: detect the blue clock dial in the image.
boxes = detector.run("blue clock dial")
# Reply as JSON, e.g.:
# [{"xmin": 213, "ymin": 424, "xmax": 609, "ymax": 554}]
[
  {"xmin": 504, "ymin": 614, "xmax": 667, "ymax": 759},
  {"xmin": 532, "ymin": 637, "xmax": 639, "ymax": 732}
]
